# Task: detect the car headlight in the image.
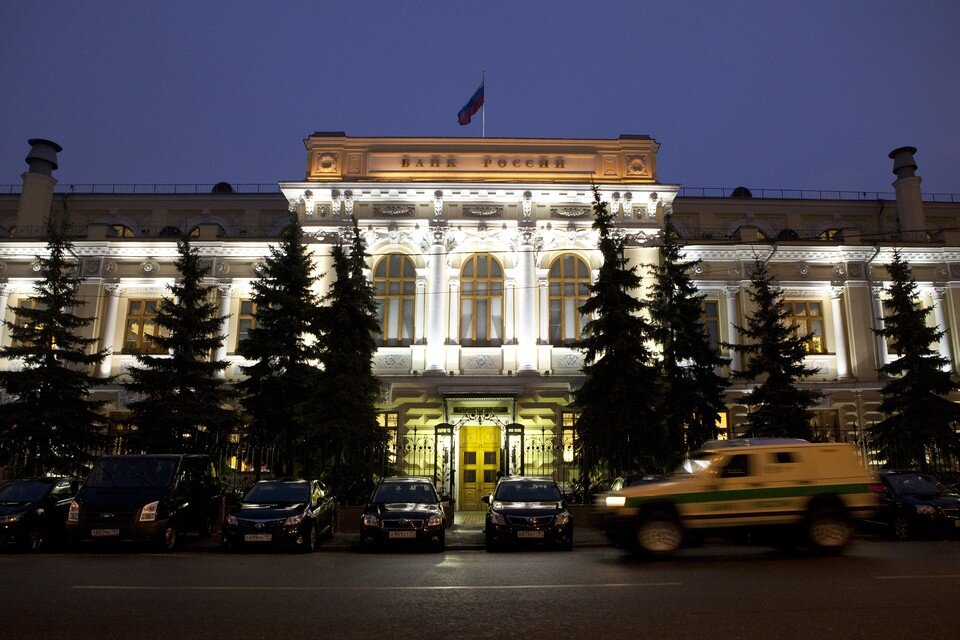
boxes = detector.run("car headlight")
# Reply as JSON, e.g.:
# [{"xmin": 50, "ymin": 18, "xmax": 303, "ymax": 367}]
[
  {"xmin": 0, "ymin": 513, "xmax": 22, "ymax": 524},
  {"xmin": 426, "ymin": 514, "xmax": 444, "ymax": 527},
  {"xmin": 139, "ymin": 501, "xmax": 159, "ymax": 522},
  {"xmin": 555, "ymin": 512, "xmax": 571, "ymax": 527},
  {"xmin": 916, "ymin": 505, "xmax": 937, "ymax": 517},
  {"xmin": 362, "ymin": 514, "xmax": 380, "ymax": 527},
  {"xmin": 225, "ymin": 515, "xmax": 238, "ymax": 526},
  {"xmin": 68, "ymin": 501, "xmax": 80, "ymax": 523},
  {"xmin": 489, "ymin": 512, "xmax": 507, "ymax": 526},
  {"xmin": 606, "ymin": 495, "xmax": 626, "ymax": 508},
  {"xmin": 284, "ymin": 514, "xmax": 304, "ymax": 526}
]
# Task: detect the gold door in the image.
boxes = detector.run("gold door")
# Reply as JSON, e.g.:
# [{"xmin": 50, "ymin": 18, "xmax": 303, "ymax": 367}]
[{"xmin": 459, "ymin": 426, "xmax": 500, "ymax": 511}]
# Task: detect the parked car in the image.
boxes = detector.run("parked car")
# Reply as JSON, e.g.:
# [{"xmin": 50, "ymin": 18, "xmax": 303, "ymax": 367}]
[
  {"xmin": 483, "ymin": 476, "xmax": 573, "ymax": 551},
  {"xmin": 66, "ymin": 454, "xmax": 223, "ymax": 551},
  {"xmin": 222, "ymin": 479, "xmax": 334, "ymax": 552},
  {"xmin": 600, "ymin": 439, "xmax": 881, "ymax": 556},
  {"xmin": 0, "ymin": 477, "xmax": 81, "ymax": 551},
  {"xmin": 868, "ymin": 470, "xmax": 960, "ymax": 540},
  {"xmin": 360, "ymin": 477, "xmax": 445, "ymax": 551}
]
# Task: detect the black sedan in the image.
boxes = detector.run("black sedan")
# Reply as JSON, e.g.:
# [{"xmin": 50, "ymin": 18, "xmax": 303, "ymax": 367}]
[
  {"xmin": 360, "ymin": 477, "xmax": 445, "ymax": 551},
  {"xmin": 871, "ymin": 470, "xmax": 960, "ymax": 540},
  {"xmin": 222, "ymin": 479, "xmax": 335, "ymax": 552},
  {"xmin": 0, "ymin": 477, "xmax": 80, "ymax": 551},
  {"xmin": 483, "ymin": 476, "xmax": 573, "ymax": 551}
]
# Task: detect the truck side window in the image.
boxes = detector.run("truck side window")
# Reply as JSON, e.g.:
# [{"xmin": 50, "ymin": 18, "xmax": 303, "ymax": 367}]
[
  {"xmin": 721, "ymin": 454, "xmax": 751, "ymax": 478},
  {"xmin": 774, "ymin": 451, "xmax": 796, "ymax": 464}
]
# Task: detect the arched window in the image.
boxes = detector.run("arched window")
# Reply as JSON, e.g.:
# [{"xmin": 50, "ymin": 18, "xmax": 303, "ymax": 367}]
[
  {"xmin": 110, "ymin": 224, "xmax": 135, "ymax": 238},
  {"xmin": 460, "ymin": 254, "xmax": 504, "ymax": 346},
  {"xmin": 373, "ymin": 254, "xmax": 417, "ymax": 346},
  {"xmin": 548, "ymin": 254, "xmax": 591, "ymax": 345}
]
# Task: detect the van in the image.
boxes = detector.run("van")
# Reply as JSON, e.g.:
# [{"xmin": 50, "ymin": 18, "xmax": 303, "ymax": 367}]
[
  {"xmin": 66, "ymin": 455, "xmax": 223, "ymax": 551},
  {"xmin": 600, "ymin": 438, "xmax": 880, "ymax": 556}
]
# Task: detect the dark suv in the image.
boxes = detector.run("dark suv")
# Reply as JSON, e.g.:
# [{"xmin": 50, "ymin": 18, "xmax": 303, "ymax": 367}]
[
  {"xmin": 67, "ymin": 455, "xmax": 223, "ymax": 551},
  {"xmin": 360, "ymin": 477, "xmax": 445, "ymax": 551},
  {"xmin": 483, "ymin": 476, "xmax": 573, "ymax": 551}
]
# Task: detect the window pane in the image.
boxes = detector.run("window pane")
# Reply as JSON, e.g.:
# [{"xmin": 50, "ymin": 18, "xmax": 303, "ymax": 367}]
[
  {"xmin": 464, "ymin": 452, "xmax": 477, "ymax": 465},
  {"xmin": 483, "ymin": 452, "xmax": 496, "ymax": 465}
]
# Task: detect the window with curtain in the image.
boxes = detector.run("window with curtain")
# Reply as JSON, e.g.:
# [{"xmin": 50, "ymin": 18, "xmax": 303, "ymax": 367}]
[
  {"xmin": 784, "ymin": 300, "xmax": 826, "ymax": 354},
  {"xmin": 123, "ymin": 299, "xmax": 167, "ymax": 354},
  {"xmin": 373, "ymin": 254, "xmax": 416, "ymax": 346},
  {"xmin": 234, "ymin": 300, "xmax": 257, "ymax": 352},
  {"xmin": 702, "ymin": 299, "xmax": 720, "ymax": 352},
  {"xmin": 460, "ymin": 254, "xmax": 504, "ymax": 346},
  {"xmin": 548, "ymin": 254, "xmax": 591, "ymax": 345}
]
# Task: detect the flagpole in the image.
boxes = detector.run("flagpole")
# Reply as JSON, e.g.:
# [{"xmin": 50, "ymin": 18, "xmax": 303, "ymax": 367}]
[{"xmin": 482, "ymin": 70, "xmax": 485, "ymax": 138}]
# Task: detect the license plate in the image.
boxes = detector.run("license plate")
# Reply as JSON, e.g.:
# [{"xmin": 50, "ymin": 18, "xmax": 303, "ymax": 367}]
[
  {"xmin": 388, "ymin": 530, "xmax": 417, "ymax": 539},
  {"xmin": 517, "ymin": 530, "xmax": 545, "ymax": 539},
  {"xmin": 244, "ymin": 534, "xmax": 273, "ymax": 542},
  {"xmin": 90, "ymin": 529, "xmax": 120, "ymax": 538}
]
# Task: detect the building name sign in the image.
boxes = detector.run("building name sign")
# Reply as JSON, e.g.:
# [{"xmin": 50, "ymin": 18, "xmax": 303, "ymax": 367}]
[
  {"xmin": 401, "ymin": 156, "xmax": 567, "ymax": 169},
  {"xmin": 365, "ymin": 152, "xmax": 596, "ymax": 175}
]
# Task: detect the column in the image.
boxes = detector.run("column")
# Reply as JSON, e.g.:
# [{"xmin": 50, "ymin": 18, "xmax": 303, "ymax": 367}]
[
  {"xmin": 214, "ymin": 282, "xmax": 232, "ymax": 378},
  {"xmin": 504, "ymin": 278, "xmax": 516, "ymax": 344},
  {"xmin": 932, "ymin": 287, "xmax": 953, "ymax": 372},
  {"xmin": 724, "ymin": 284, "xmax": 741, "ymax": 371},
  {"xmin": 447, "ymin": 278, "xmax": 460, "ymax": 346},
  {"xmin": 830, "ymin": 287, "xmax": 851, "ymax": 380},
  {"xmin": 97, "ymin": 282, "xmax": 121, "ymax": 378},
  {"xmin": 871, "ymin": 285, "xmax": 889, "ymax": 367},
  {"xmin": 538, "ymin": 277, "xmax": 549, "ymax": 344},
  {"xmin": 516, "ymin": 227, "xmax": 537, "ymax": 371},
  {"xmin": 425, "ymin": 227, "xmax": 447, "ymax": 372},
  {"xmin": 0, "ymin": 283, "xmax": 9, "ymax": 346},
  {"xmin": 414, "ymin": 274, "xmax": 427, "ymax": 344}
]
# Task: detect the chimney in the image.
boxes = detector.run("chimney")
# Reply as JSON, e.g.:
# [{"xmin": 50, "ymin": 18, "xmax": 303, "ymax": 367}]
[
  {"xmin": 889, "ymin": 146, "xmax": 925, "ymax": 237},
  {"xmin": 16, "ymin": 139, "xmax": 63, "ymax": 232}
]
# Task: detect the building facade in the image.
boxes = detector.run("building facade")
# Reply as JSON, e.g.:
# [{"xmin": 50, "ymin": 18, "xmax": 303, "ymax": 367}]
[{"xmin": 2, "ymin": 135, "xmax": 959, "ymax": 509}]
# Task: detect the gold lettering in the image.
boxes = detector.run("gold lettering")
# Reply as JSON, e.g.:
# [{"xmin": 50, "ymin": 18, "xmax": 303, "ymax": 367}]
[
  {"xmin": 525, "ymin": 159, "xmax": 534, "ymax": 167},
  {"xmin": 447, "ymin": 158, "xmax": 456, "ymax": 167},
  {"xmin": 539, "ymin": 158, "xmax": 549, "ymax": 168},
  {"xmin": 498, "ymin": 159, "xmax": 507, "ymax": 168},
  {"xmin": 401, "ymin": 158, "xmax": 409, "ymax": 167},
  {"xmin": 416, "ymin": 159, "xmax": 424, "ymax": 167},
  {"xmin": 555, "ymin": 158, "xmax": 565, "ymax": 168},
  {"xmin": 484, "ymin": 157, "xmax": 492, "ymax": 167},
  {"xmin": 430, "ymin": 157, "xmax": 441, "ymax": 167}
]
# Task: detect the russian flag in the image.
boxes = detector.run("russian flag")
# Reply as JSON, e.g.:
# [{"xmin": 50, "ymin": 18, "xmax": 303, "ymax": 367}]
[{"xmin": 457, "ymin": 82, "xmax": 484, "ymax": 126}]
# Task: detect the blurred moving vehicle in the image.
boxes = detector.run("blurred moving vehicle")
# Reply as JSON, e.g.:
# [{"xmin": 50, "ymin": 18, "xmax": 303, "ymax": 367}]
[
  {"xmin": 600, "ymin": 439, "xmax": 880, "ymax": 557},
  {"xmin": 360, "ymin": 477, "xmax": 445, "ymax": 551},
  {"xmin": 222, "ymin": 479, "xmax": 334, "ymax": 552},
  {"xmin": 0, "ymin": 477, "xmax": 80, "ymax": 551},
  {"xmin": 483, "ymin": 476, "xmax": 573, "ymax": 551},
  {"xmin": 866, "ymin": 470, "xmax": 960, "ymax": 540},
  {"xmin": 66, "ymin": 455, "xmax": 223, "ymax": 551}
]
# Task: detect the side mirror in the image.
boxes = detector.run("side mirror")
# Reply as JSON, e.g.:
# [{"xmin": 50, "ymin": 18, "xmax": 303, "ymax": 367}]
[{"xmin": 480, "ymin": 495, "xmax": 491, "ymax": 505}]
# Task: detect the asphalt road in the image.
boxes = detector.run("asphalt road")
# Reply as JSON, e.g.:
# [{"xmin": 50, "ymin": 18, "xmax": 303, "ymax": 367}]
[{"xmin": 3, "ymin": 540, "xmax": 959, "ymax": 640}]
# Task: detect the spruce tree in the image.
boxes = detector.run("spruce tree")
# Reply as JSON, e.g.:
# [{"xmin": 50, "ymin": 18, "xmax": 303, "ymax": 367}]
[
  {"xmin": 124, "ymin": 238, "xmax": 236, "ymax": 455},
  {"xmin": 731, "ymin": 258, "xmax": 819, "ymax": 439},
  {"xmin": 648, "ymin": 212, "xmax": 730, "ymax": 453},
  {"xmin": 872, "ymin": 251, "xmax": 960, "ymax": 470},
  {"xmin": 310, "ymin": 217, "xmax": 385, "ymax": 502},
  {"xmin": 237, "ymin": 214, "xmax": 323, "ymax": 478},
  {"xmin": 574, "ymin": 188, "xmax": 666, "ymax": 478},
  {"xmin": 0, "ymin": 221, "xmax": 107, "ymax": 477}
]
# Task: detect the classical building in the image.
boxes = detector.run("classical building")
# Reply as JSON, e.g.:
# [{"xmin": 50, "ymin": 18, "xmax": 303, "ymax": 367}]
[{"xmin": 2, "ymin": 135, "xmax": 959, "ymax": 509}]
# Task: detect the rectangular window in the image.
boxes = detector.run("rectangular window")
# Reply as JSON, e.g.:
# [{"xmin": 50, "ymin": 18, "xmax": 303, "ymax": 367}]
[
  {"xmin": 784, "ymin": 300, "xmax": 826, "ymax": 354},
  {"xmin": 702, "ymin": 300, "xmax": 720, "ymax": 352},
  {"xmin": 377, "ymin": 412, "xmax": 399, "ymax": 466},
  {"xmin": 13, "ymin": 298, "xmax": 46, "ymax": 347},
  {"xmin": 123, "ymin": 299, "xmax": 166, "ymax": 354},
  {"xmin": 810, "ymin": 410, "xmax": 841, "ymax": 443},
  {"xmin": 235, "ymin": 300, "xmax": 257, "ymax": 352},
  {"xmin": 561, "ymin": 411, "xmax": 580, "ymax": 464}
]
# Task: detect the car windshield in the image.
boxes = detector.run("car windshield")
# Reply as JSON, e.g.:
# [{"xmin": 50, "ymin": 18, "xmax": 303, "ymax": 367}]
[
  {"xmin": 243, "ymin": 482, "xmax": 310, "ymax": 503},
  {"xmin": 87, "ymin": 458, "xmax": 178, "ymax": 488},
  {"xmin": 887, "ymin": 474, "xmax": 948, "ymax": 496},
  {"xmin": 0, "ymin": 481, "xmax": 50, "ymax": 502},
  {"xmin": 495, "ymin": 481, "xmax": 562, "ymax": 502},
  {"xmin": 372, "ymin": 482, "xmax": 438, "ymax": 504},
  {"xmin": 674, "ymin": 452, "xmax": 718, "ymax": 474}
]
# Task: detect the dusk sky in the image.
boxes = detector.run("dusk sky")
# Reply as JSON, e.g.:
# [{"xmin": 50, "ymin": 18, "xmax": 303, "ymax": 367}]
[{"xmin": 2, "ymin": 1, "xmax": 958, "ymax": 195}]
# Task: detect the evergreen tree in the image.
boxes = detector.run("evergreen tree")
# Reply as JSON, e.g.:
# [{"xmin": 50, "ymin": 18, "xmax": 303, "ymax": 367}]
[
  {"xmin": 574, "ymin": 188, "xmax": 666, "ymax": 478},
  {"xmin": 124, "ymin": 238, "xmax": 236, "ymax": 455},
  {"xmin": 731, "ymin": 258, "xmax": 819, "ymax": 439},
  {"xmin": 0, "ymin": 221, "xmax": 107, "ymax": 477},
  {"xmin": 872, "ymin": 251, "xmax": 960, "ymax": 470},
  {"xmin": 648, "ymin": 212, "xmax": 730, "ymax": 453},
  {"xmin": 237, "ymin": 214, "xmax": 323, "ymax": 478},
  {"xmin": 309, "ymin": 217, "xmax": 385, "ymax": 502}
]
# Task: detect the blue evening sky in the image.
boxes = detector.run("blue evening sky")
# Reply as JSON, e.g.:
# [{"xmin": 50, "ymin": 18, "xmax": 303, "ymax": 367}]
[{"xmin": 1, "ymin": 1, "xmax": 958, "ymax": 194}]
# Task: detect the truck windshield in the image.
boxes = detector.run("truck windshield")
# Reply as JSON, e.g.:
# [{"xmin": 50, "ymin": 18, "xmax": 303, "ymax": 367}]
[
  {"xmin": 87, "ymin": 458, "xmax": 178, "ymax": 488},
  {"xmin": 674, "ymin": 453, "xmax": 718, "ymax": 475}
]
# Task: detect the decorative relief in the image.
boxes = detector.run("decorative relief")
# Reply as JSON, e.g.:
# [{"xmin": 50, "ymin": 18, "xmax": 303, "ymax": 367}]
[
  {"xmin": 550, "ymin": 207, "xmax": 589, "ymax": 219},
  {"xmin": 83, "ymin": 258, "xmax": 101, "ymax": 275},
  {"xmin": 847, "ymin": 262, "xmax": 864, "ymax": 279},
  {"xmin": 0, "ymin": 261, "xmax": 6, "ymax": 275},
  {"xmin": 215, "ymin": 261, "xmax": 230, "ymax": 276},
  {"xmin": 343, "ymin": 190, "xmax": 354, "ymax": 217},
  {"xmin": 315, "ymin": 151, "xmax": 339, "ymax": 173},
  {"xmin": 252, "ymin": 261, "xmax": 267, "ymax": 274},
  {"xmin": 834, "ymin": 264, "xmax": 846, "ymax": 279},
  {"xmin": 139, "ymin": 260, "xmax": 159, "ymax": 275},
  {"xmin": 346, "ymin": 153, "xmax": 362, "ymax": 174},
  {"xmin": 433, "ymin": 191, "xmax": 444, "ymax": 220},
  {"xmin": 371, "ymin": 227, "xmax": 414, "ymax": 247},
  {"xmin": 30, "ymin": 260, "xmax": 42, "ymax": 273},
  {"xmin": 463, "ymin": 353, "xmax": 501, "ymax": 370},
  {"xmin": 372, "ymin": 205, "xmax": 415, "ymax": 218},
  {"xmin": 693, "ymin": 263, "xmax": 705, "ymax": 275},
  {"xmin": 830, "ymin": 286, "xmax": 844, "ymax": 300},
  {"xmin": 794, "ymin": 261, "xmax": 811, "ymax": 277},
  {"xmin": 622, "ymin": 192, "xmax": 633, "ymax": 218},
  {"xmin": 625, "ymin": 154, "xmax": 647, "ymax": 176},
  {"xmin": 375, "ymin": 353, "xmax": 411, "ymax": 370},
  {"xmin": 522, "ymin": 191, "xmax": 532, "ymax": 219},
  {"xmin": 728, "ymin": 265, "xmax": 743, "ymax": 278},
  {"xmin": 552, "ymin": 352, "xmax": 584, "ymax": 370},
  {"xmin": 936, "ymin": 265, "xmax": 949, "ymax": 279},
  {"xmin": 463, "ymin": 205, "xmax": 503, "ymax": 218},
  {"xmin": 782, "ymin": 289, "xmax": 824, "ymax": 299}
]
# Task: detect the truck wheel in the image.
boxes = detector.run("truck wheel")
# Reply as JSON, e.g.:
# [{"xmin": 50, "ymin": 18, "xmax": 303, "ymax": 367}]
[
  {"xmin": 635, "ymin": 512, "xmax": 682, "ymax": 557},
  {"xmin": 806, "ymin": 505, "xmax": 853, "ymax": 553}
]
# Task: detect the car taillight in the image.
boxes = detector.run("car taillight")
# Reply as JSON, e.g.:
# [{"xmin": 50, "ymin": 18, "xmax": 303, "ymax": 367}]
[
  {"xmin": 869, "ymin": 483, "xmax": 885, "ymax": 494},
  {"xmin": 67, "ymin": 501, "xmax": 80, "ymax": 522}
]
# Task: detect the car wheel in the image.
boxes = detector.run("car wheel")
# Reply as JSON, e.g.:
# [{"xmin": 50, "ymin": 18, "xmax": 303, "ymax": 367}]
[
  {"xmin": 199, "ymin": 515, "xmax": 213, "ymax": 539},
  {"xmin": 485, "ymin": 531, "xmax": 498, "ymax": 552},
  {"xmin": 159, "ymin": 525, "xmax": 178, "ymax": 552},
  {"xmin": 300, "ymin": 525, "xmax": 317, "ymax": 553},
  {"xmin": 22, "ymin": 529, "xmax": 44, "ymax": 553},
  {"xmin": 891, "ymin": 515, "xmax": 911, "ymax": 541},
  {"xmin": 432, "ymin": 533, "xmax": 445, "ymax": 553},
  {"xmin": 560, "ymin": 533, "xmax": 573, "ymax": 552},
  {"xmin": 635, "ymin": 512, "xmax": 682, "ymax": 557},
  {"xmin": 806, "ymin": 505, "xmax": 853, "ymax": 553}
]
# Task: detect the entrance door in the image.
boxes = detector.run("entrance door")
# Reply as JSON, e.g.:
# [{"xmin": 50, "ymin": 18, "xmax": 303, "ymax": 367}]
[{"xmin": 459, "ymin": 426, "xmax": 500, "ymax": 511}]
